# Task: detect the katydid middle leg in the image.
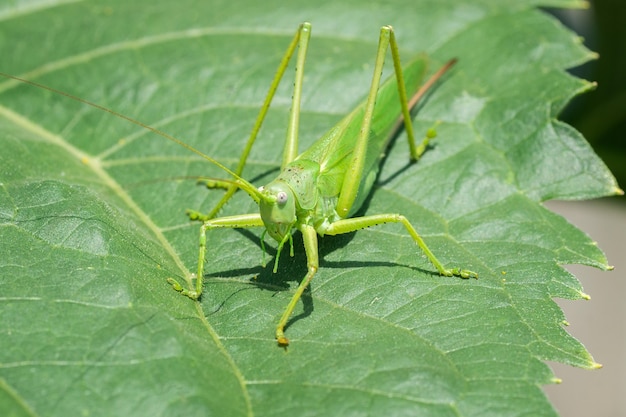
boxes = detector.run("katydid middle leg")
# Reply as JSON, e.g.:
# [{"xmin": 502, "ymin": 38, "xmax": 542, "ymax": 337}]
[{"xmin": 323, "ymin": 214, "xmax": 478, "ymax": 279}]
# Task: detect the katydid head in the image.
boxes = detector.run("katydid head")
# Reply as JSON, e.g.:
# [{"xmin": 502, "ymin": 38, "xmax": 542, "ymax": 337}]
[{"xmin": 258, "ymin": 181, "xmax": 297, "ymax": 242}]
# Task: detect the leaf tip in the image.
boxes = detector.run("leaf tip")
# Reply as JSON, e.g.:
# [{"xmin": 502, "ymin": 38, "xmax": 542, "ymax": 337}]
[
  {"xmin": 583, "ymin": 48, "xmax": 599, "ymax": 61},
  {"xmin": 582, "ymin": 79, "xmax": 598, "ymax": 92},
  {"xmin": 580, "ymin": 291, "xmax": 591, "ymax": 300},
  {"xmin": 551, "ymin": 377, "xmax": 563, "ymax": 384},
  {"xmin": 574, "ymin": 0, "xmax": 591, "ymax": 10},
  {"xmin": 591, "ymin": 362, "xmax": 603, "ymax": 370}
]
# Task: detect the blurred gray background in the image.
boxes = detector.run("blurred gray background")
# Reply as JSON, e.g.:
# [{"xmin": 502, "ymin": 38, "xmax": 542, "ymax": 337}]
[
  {"xmin": 545, "ymin": 200, "xmax": 625, "ymax": 417},
  {"xmin": 542, "ymin": 2, "xmax": 625, "ymax": 416}
]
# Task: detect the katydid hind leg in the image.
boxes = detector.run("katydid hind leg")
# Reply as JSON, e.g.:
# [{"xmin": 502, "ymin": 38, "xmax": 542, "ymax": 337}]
[
  {"xmin": 336, "ymin": 25, "xmax": 427, "ymax": 218},
  {"xmin": 201, "ymin": 23, "xmax": 312, "ymax": 220},
  {"xmin": 335, "ymin": 26, "xmax": 393, "ymax": 218},
  {"xmin": 281, "ymin": 22, "xmax": 311, "ymax": 169}
]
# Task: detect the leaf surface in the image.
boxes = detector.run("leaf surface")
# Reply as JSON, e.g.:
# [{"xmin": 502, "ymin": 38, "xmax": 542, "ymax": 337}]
[{"xmin": 0, "ymin": 1, "xmax": 620, "ymax": 416}]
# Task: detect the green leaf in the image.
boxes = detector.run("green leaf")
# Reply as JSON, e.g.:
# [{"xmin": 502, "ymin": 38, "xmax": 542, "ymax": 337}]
[{"xmin": 0, "ymin": 1, "xmax": 620, "ymax": 416}]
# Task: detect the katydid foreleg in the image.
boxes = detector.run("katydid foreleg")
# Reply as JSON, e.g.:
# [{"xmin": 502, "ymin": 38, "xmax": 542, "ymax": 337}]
[{"xmin": 169, "ymin": 213, "xmax": 265, "ymax": 299}]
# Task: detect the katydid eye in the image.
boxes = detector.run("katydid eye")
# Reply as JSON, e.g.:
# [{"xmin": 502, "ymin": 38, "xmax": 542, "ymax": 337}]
[{"xmin": 276, "ymin": 191, "xmax": 288, "ymax": 204}]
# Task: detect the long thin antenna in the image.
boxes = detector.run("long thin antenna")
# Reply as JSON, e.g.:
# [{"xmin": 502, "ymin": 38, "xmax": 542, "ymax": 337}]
[{"xmin": 0, "ymin": 71, "xmax": 264, "ymax": 200}]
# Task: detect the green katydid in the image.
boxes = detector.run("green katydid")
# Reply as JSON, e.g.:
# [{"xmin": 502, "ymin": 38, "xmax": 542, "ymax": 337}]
[
  {"xmin": 1, "ymin": 22, "xmax": 477, "ymax": 347},
  {"xmin": 175, "ymin": 22, "xmax": 478, "ymax": 346}
]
